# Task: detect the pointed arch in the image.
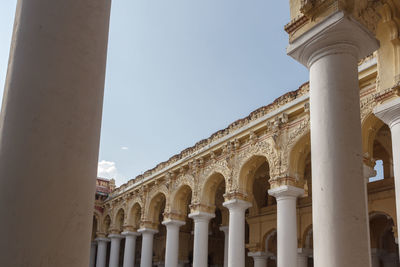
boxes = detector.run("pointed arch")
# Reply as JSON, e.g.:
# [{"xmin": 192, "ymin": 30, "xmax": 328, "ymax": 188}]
[
  {"xmin": 287, "ymin": 131, "xmax": 311, "ymax": 181},
  {"xmin": 170, "ymin": 184, "xmax": 193, "ymax": 218}
]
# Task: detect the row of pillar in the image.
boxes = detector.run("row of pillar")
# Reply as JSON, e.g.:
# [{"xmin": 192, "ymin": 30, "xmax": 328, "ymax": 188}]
[{"xmin": 90, "ymin": 184, "xmax": 306, "ymax": 267}]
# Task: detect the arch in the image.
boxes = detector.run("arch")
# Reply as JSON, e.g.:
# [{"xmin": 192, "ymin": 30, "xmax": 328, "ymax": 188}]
[
  {"xmin": 361, "ymin": 113, "xmax": 385, "ymax": 159},
  {"xmin": 146, "ymin": 192, "xmax": 167, "ymax": 225},
  {"xmin": 287, "ymin": 131, "xmax": 311, "ymax": 181},
  {"xmin": 112, "ymin": 208, "xmax": 125, "ymax": 232},
  {"xmin": 102, "ymin": 214, "xmax": 111, "ymax": 234},
  {"xmin": 237, "ymin": 155, "xmax": 269, "ymax": 197},
  {"xmin": 200, "ymin": 171, "xmax": 226, "ymax": 207},
  {"xmin": 235, "ymin": 140, "xmax": 278, "ymax": 180},
  {"xmin": 170, "ymin": 184, "xmax": 192, "ymax": 217},
  {"xmin": 126, "ymin": 202, "xmax": 142, "ymax": 230},
  {"xmin": 262, "ymin": 228, "xmax": 277, "ymax": 253},
  {"xmin": 369, "ymin": 211, "xmax": 396, "ymax": 250}
]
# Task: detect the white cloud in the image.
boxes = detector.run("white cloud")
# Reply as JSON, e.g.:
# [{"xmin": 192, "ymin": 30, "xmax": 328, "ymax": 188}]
[
  {"xmin": 97, "ymin": 160, "xmax": 129, "ymax": 187},
  {"xmin": 97, "ymin": 160, "xmax": 118, "ymax": 179},
  {"xmin": 121, "ymin": 146, "xmax": 129, "ymax": 150}
]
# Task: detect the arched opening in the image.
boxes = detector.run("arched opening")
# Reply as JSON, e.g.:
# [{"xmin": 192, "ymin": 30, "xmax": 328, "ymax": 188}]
[
  {"xmin": 114, "ymin": 208, "xmax": 125, "ymax": 233},
  {"xmin": 362, "ymin": 114, "xmax": 393, "ymax": 183},
  {"xmin": 370, "ymin": 125, "xmax": 393, "ymax": 182},
  {"xmin": 238, "ymin": 155, "xmax": 270, "ymax": 199},
  {"xmin": 170, "ymin": 184, "xmax": 193, "ymax": 265},
  {"xmin": 103, "ymin": 215, "xmax": 111, "ymax": 234},
  {"xmin": 147, "ymin": 192, "xmax": 166, "ymax": 265},
  {"xmin": 201, "ymin": 172, "xmax": 226, "ymax": 207},
  {"xmin": 370, "ymin": 213, "xmax": 399, "ymax": 265},
  {"xmin": 288, "ymin": 132, "xmax": 311, "ymax": 196},
  {"xmin": 127, "ymin": 203, "xmax": 142, "ymax": 230},
  {"xmin": 251, "ymin": 161, "xmax": 275, "ymax": 213},
  {"xmin": 263, "ymin": 230, "xmax": 277, "ymax": 267}
]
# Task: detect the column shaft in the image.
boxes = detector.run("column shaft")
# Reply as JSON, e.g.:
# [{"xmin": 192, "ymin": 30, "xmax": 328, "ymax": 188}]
[
  {"xmin": 189, "ymin": 212, "xmax": 215, "ymax": 267},
  {"xmin": 95, "ymin": 238, "xmax": 109, "ymax": 267},
  {"xmin": 122, "ymin": 232, "xmax": 139, "ymax": 267},
  {"xmin": 139, "ymin": 229, "xmax": 157, "ymax": 267},
  {"xmin": 89, "ymin": 242, "xmax": 97, "ymax": 267},
  {"xmin": 223, "ymin": 199, "xmax": 251, "ymax": 267},
  {"xmin": 269, "ymin": 186, "xmax": 303, "ymax": 267},
  {"xmin": 109, "ymin": 235, "xmax": 123, "ymax": 267},
  {"xmin": 219, "ymin": 226, "xmax": 229, "ymax": 267},
  {"xmin": 0, "ymin": 0, "xmax": 111, "ymax": 266},
  {"xmin": 163, "ymin": 220, "xmax": 185, "ymax": 267},
  {"xmin": 310, "ymin": 48, "xmax": 371, "ymax": 267}
]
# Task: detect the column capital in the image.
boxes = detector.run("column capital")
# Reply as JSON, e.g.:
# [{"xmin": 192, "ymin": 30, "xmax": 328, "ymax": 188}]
[
  {"xmin": 268, "ymin": 185, "xmax": 304, "ymax": 200},
  {"xmin": 297, "ymin": 248, "xmax": 313, "ymax": 256},
  {"xmin": 222, "ymin": 198, "xmax": 252, "ymax": 211},
  {"xmin": 138, "ymin": 228, "xmax": 158, "ymax": 235},
  {"xmin": 188, "ymin": 211, "xmax": 215, "ymax": 222},
  {"xmin": 108, "ymin": 234, "xmax": 124, "ymax": 240},
  {"xmin": 95, "ymin": 237, "xmax": 110, "ymax": 243},
  {"xmin": 374, "ymin": 97, "xmax": 400, "ymax": 129},
  {"xmin": 121, "ymin": 231, "xmax": 140, "ymax": 237},
  {"xmin": 219, "ymin": 225, "xmax": 229, "ymax": 233},
  {"xmin": 248, "ymin": 251, "xmax": 268, "ymax": 259},
  {"xmin": 287, "ymin": 11, "xmax": 379, "ymax": 68},
  {"xmin": 162, "ymin": 219, "xmax": 186, "ymax": 227}
]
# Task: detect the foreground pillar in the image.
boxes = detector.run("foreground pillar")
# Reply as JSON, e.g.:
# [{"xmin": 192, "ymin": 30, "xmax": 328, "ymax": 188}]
[
  {"xmin": 89, "ymin": 242, "xmax": 97, "ymax": 267},
  {"xmin": 248, "ymin": 252, "xmax": 267, "ymax": 267},
  {"xmin": 223, "ymin": 199, "xmax": 252, "ymax": 267},
  {"xmin": 95, "ymin": 238, "xmax": 109, "ymax": 267},
  {"xmin": 0, "ymin": 1, "xmax": 111, "ymax": 266},
  {"xmin": 162, "ymin": 219, "xmax": 185, "ymax": 267},
  {"xmin": 219, "ymin": 226, "xmax": 229, "ymax": 267},
  {"xmin": 269, "ymin": 185, "xmax": 303, "ymax": 267},
  {"xmin": 287, "ymin": 11, "xmax": 379, "ymax": 267},
  {"xmin": 109, "ymin": 234, "xmax": 123, "ymax": 267},
  {"xmin": 138, "ymin": 228, "xmax": 158, "ymax": 267},
  {"xmin": 374, "ymin": 97, "xmax": 400, "ymax": 260},
  {"xmin": 122, "ymin": 231, "xmax": 140, "ymax": 267},
  {"xmin": 189, "ymin": 211, "xmax": 215, "ymax": 267}
]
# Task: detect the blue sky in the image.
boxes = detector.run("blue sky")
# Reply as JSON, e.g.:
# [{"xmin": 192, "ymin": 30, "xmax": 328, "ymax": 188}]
[{"xmin": 1, "ymin": 1, "xmax": 311, "ymax": 186}]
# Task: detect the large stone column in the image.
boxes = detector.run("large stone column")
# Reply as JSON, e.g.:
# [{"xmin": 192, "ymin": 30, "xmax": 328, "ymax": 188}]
[
  {"xmin": 122, "ymin": 231, "xmax": 140, "ymax": 267},
  {"xmin": 138, "ymin": 228, "xmax": 158, "ymax": 267},
  {"xmin": 248, "ymin": 252, "xmax": 267, "ymax": 267},
  {"xmin": 287, "ymin": 11, "xmax": 379, "ymax": 267},
  {"xmin": 162, "ymin": 219, "xmax": 185, "ymax": 267},
  {"xmin": 219, "ymin": 226, "xmax": 229, "ymax": 267},
  {"xmin": 109, "ymin": 234, "xmax": 123, "ymax": 267},
  {"xmin": 89, "ymin": 242, "xmax": 97, "ymax": 267},
  {"xmin": 189, "ymin": 211, "xmax": 215, "ymax": 267},
  {"xmin": 0, "ymin": 1, "xmax": 111, "ymax": 266},
  {"xmin": 374, "ymin": 97, "xmax": 400, "ymax": 259},
  {"xmin": 268, "ymin": 185, "xmax": 304, "ymax": 267},
  {"xmin": 95, "ymin": 237, "xmax": 109, "ymax": 267},
  {"xmin": 223, "ymin": 199, "xmax": 252, "ymax": 267}
]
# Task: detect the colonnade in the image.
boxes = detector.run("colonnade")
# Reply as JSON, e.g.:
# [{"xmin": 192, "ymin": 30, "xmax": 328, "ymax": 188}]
[{"xmin": 90, "ymin": 186, "xmax": 309, "ymax": 267}]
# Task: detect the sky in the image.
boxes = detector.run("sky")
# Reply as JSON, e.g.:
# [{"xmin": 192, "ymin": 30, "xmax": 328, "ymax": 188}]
[{"xmin": 0, "ymin": 1, "xmax": 314, "ymax": 186}]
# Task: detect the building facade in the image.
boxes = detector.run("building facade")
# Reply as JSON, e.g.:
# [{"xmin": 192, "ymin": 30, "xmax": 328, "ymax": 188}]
[{"xmin": 87, "ymin": 1, "xmax": 400, "ymax": 267}]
